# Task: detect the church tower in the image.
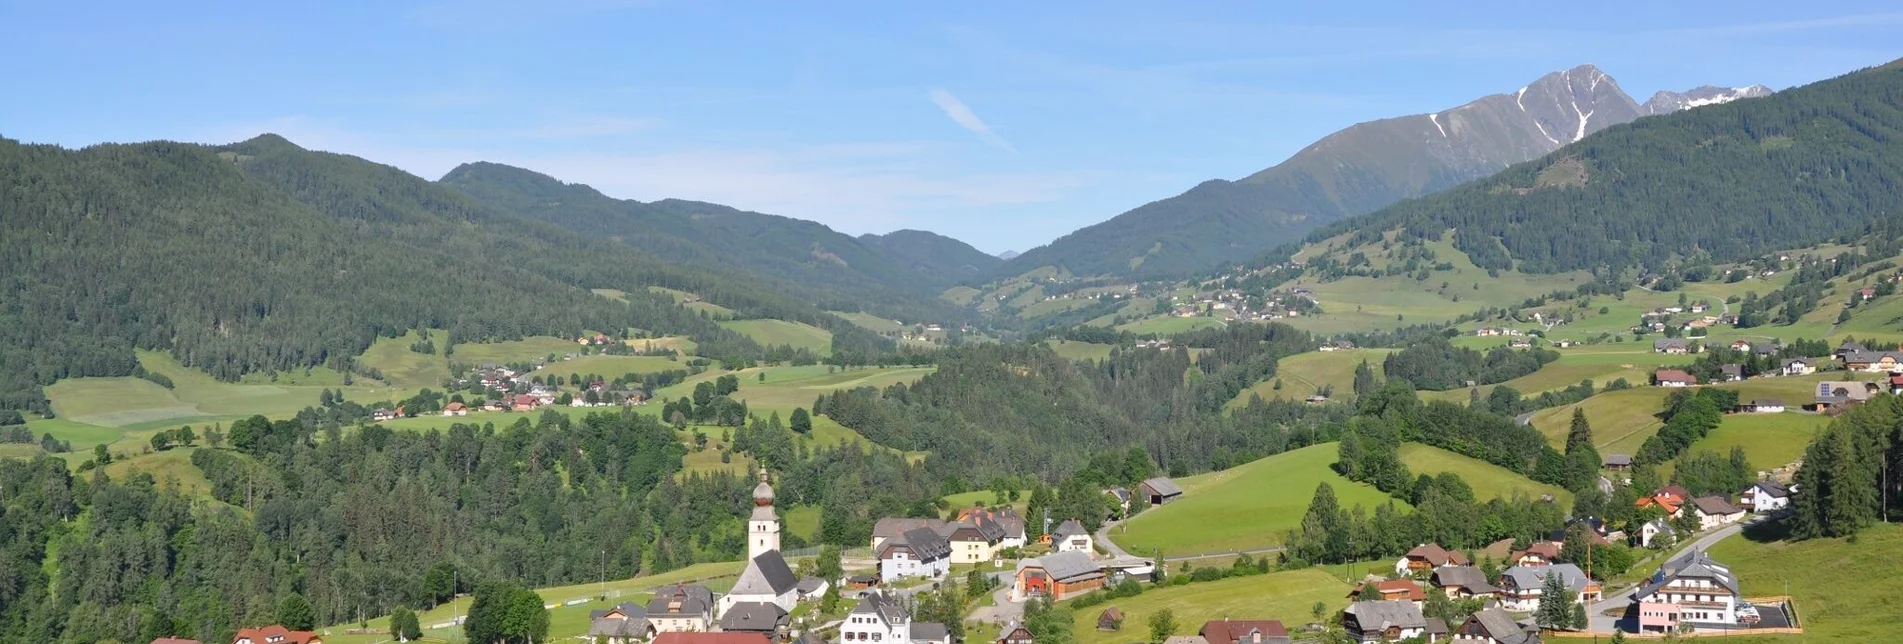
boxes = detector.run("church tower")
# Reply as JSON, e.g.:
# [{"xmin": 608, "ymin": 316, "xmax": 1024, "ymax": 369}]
[{"xmin": 748, "ymin": 469, "xmax": 780, "ymax": 560}]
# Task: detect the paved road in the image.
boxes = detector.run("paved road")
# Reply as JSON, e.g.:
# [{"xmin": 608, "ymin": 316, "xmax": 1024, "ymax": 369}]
[
  {"xmin": 1585, "ymin": 518, "xmax": 1754, "ymax": 634},
  {"xmin": 967, "ymin": 577, "xmax": 1023, "ymax": 626}
]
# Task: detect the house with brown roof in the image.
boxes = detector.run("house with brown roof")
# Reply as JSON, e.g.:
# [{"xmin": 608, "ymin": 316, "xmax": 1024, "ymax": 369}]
[
  {"xmin": 995, "ymin": 623, "xmax": 1036, "ymax": 644},
  {"xmin": 1430, "ymin": 565, "xmax": 1501, "ymax": 600},
  {"xmin": 1637, "ymin": 486, "xmax": 1690, "ymax": 518},
  {"xmin": 1342, "ymin": 601, "xmax": 1435, "ymax": 643},
  {"xmin": 1393, "ymin": 543, "xmax": 1468, "ymax": 575},
  {"xmin": 443, "ymin": 401, "xmax": 468, "ymax": 416},
  {"xmin": 1097, "ymin": 607, "xmax": 1124, "ymax": 631},
  {"xmin": 1451, "ymin": 607, "xmax": 1539, "ymax": 643},
  {"xmin": 1347, "ymin": 579, "xmax": 1426, "ymax": 605},
  {"xmin": 1198, "ymin": 619, "xmax": 1291, "ymax": 644},
  {"xmin": 231, "ymin": 626, "xmax": 322, "ymax": 644},
  {"xmin": 1506, "ymin": 541, "xmax": 1561, "ymax": 567},
  {"xmin": 1691, "ymin": 496, "xmax": 1746, "ymax": 529},
  {"xmin": 1138, "ymin": 477, "xmax": 1184, "ymax": 505},
  {"xmin": 1654, "ymin": 369, "xmax": 1697, "ymax": 387}
]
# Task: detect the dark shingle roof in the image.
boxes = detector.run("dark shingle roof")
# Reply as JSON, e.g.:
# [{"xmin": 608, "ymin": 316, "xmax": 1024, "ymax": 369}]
[
  {"xmin": 1141, "ymin": 477, "xmax": 1184, "ymax": 497},
  {"xmin": 1345, "ymin": 601, "xmax": 1426, "ymax": 633},
  {"xmin": 888, "ymin": 527, "xmax": 952, "ymax": 561},
  {"xmin": 1691, "ymin": 495, "xmax": 1744, "ymax": 516},
  {"xmin": 646, "ymin": 585, "xmax": 715, "ymax": 617},
  {"xmin": 851, "ymin": 592, "xmax": 909, "ymax": 626},
  {"xmin": 716, "ymin": 602, "xmax": 787, "ymax": 633},
  {"xmin": 1468, "ymin": 607, "xmax": 1535, "ymax": 644},
  {"xmin": 1638, "ymin": 550, "xmax": 1739, "ymax": 598},
  {"xmin": 1748, "ymin": 480, "xmax": 1790, "ymax": 498},
  {"xmin": 732, "ymin": 550, "xmax": 799, "ymax": 596},
  {"xmin": 1023, "ymin": 551, "xmax": 1102, "ymax": 582},
  {"xmin": 1053, "ymin": 519, "xmax": 1087, "ymax": 538},
  {"xmin": 1603, "ymin": 453, "xmax": 1633, "ymax": 466},
  {"xmin": 1430, "ymin": 565, "xmax": 1500, "ymax": 594},
  {"xmin": 910, "ymin": 623, "xmax": 950, "ymax": 642}
]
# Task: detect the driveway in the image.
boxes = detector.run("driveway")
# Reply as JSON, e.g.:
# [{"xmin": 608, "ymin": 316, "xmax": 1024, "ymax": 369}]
[{"xmin": 1585, "ymin": 518, "xmax": 1754, "ymax": 633}]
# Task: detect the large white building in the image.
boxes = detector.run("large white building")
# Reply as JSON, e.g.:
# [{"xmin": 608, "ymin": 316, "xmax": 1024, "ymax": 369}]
[
  {"xmin": 838, "ymin": 592, "xmax": 950, "ymax": 644},
  {"xmin": 1633, "ymin": 551, "xmax": 1743, "ymax": 633},
  {"xmin": 1740, "ymin": 481, "xmax": 1792, "ymax": 513}
]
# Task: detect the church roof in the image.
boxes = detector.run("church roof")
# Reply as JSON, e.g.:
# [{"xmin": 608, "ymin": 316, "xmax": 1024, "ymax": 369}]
[{"xmin": 731, "ymin": 550, "xmax": 799, "ymax": 597}]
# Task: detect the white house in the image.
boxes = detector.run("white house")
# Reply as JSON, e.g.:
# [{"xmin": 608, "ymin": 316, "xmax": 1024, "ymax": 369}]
[
  {"xmin": 1739, "ymin": 481, "xmax": 1792, "ymax": 513},
  {"xmin": 878, "ymin": 527, "xmax": 952, "ymax": 582},
  {"xmin": 839, "ymin": 592, "xmax": 949, "ymax": 644},
  {"xmin": 1781, "ymin": 359, "xmax": 1815, "ymax": 376},
  {"xmin": 1745, "ymin": 399, "xmax": 1786, "ymax": 413},
  {"xmin": 1691, "ymin": 496, "xmax": 1747, "ymax": 530},
  {"xmin": 1636, "ymin": 517, "xmax": 1675, "ymax": 549},
  {"xmin": 1497, "ymin": 564, "xmax": 1600, "ymax": 612},
  {"xmin": 1051, "ymin": 519, "xmax": 1094, "ymax": 554}
]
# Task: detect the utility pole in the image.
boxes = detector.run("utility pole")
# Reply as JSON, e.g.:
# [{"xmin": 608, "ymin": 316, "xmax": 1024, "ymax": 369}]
[{"xmin": 601, "ymin": 548, "xmax": 608, "ymax": 600}]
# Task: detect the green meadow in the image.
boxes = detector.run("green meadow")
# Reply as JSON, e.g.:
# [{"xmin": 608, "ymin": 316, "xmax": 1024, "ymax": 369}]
[
  {"xmin": 719, "ymin": 319, "xmax": 833, "ymax": 355},
  {"xmin": 1113, "ymin": 443, "xmax": 1402, "ymax": 556},
  {"xmin": 1231, "ymin": 348, "xmax": 1393, "ymax": 406},
  {"xmin": 1396, "ymin": 443, "xmax": 1570, "ymax": 504},
  {"xmin": 1067, "ymin": 568, "xmax": 1351, "ymax": 644}
]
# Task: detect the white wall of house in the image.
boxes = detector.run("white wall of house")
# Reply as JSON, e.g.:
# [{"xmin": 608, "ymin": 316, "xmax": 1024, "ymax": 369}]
[{"xmin": 879, "ymin": 551, "xmax": 948, "ymax": 582}]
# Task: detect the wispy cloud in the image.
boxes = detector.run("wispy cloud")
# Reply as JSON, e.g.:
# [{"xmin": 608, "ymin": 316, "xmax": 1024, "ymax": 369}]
[{"xmin": 928, "ymin": 88, "xmax": 1016, "ymax": 153}]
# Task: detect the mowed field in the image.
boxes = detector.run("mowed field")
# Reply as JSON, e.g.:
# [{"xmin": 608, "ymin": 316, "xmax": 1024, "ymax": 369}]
[
  {"xmin": 1688, "ymin": 523, "xmax": 1903, "ymax": 643},
  {"xmin": 1115, "ymin": 315, "xmax": 1226, "ymax": 335},
  {"xmin": 1420, "ymin": 344, "xmax": 1688, "ymax": 404},
  {"xmin": 1395, "ymin": 443, "xmax": 1570, "ymax": 504},
  {"xmin": 1068, "ymin": 568, "xmax": 1351, "ymax": 644},
  {"xmin": 1231, "ymin": 349, "xmax": 1392, "ymax": 406},
  {"xmin": 719, "ymin": 319, "xmax": 833, "ymax": 355},
  {"xmin": 1113, "ymin": 444, "xmax": 1402, "ymax": 556},
  {"xmin": 535, "ymin": 355, "xmax": 687, "ymax": 381},
  {"xmin": 316, "ymin": 560, "xmax": 749, "ymax": 644},
  {"xmin": 1679, "ymin": 412, "xmax": 1827, "ymax": 473},
  {"xmin": 1528, "ymin": 372, "xmax": 1876, "ymax": 456},
  {"xmin": 1047, "ymin": 339, "xmax": 1116, "ymax": 363}
]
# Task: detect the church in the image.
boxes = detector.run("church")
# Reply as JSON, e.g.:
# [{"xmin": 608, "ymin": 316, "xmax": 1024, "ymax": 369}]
[{"xmin": 717, "ymin": 470, "xmax": 800, "ymax": 636}]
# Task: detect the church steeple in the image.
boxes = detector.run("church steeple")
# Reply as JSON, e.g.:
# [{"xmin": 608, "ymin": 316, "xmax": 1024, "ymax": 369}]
[{"xmin": 748, "ymin": 469, "xmax": 780, "ymax": 559}]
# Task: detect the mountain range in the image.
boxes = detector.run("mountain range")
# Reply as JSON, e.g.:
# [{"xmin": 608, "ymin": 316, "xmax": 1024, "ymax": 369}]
[{"xmin": 997, "ymin": 65, "xmax": 1772, "ymax": 280}]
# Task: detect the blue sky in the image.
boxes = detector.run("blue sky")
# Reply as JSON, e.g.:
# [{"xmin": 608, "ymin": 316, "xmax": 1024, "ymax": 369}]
[{"xmin": 3, "ymin": 2, "xmax": 1899, "ymax": 253}]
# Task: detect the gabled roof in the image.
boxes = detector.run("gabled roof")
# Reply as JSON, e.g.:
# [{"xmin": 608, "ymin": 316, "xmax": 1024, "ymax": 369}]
[
  {"xmin": 1345, "ymin": 600, "xmax": 1427, "ymax": 632},
  {"xmin": 882, "ymin": 527, "xmax": 952, "ymax": 561},
  {"xmin": 232, "ymin": 626, "xmax": 321, "ymax": 644},
  {"xmin": 1350, "ymin": 579, "xmax": 1426, "ymax": 602},
  {"xmin": 1638, "ymin": 550, "xmax": 1739, "ymax": 598},
  {"xmin": 717, "ymin": 602, "xmax": 788, "ymax": 633},
  {"xmin": 1020, "ymin": 550, "xmax": 1102, "ymax": 582},
  {"xmin": 1052, "ymin": 518, "xmax": 1088, "ymax": 538},
  {"xmin": 796, "ymin": 576, "xmax": 827, "ymax": 594},
  {"xmin": 1691, "ymin": 495, "xmax": 1744, "ymax": 516},
  {"xmin": 1140, "ymin": 477, "xmax": 1184, "ymax": 497},
  {"xmin": 851, "ymin": 591, "xmax": 909, "ymax": 626},
  {"xmin": 1403, "ymin": 543, "xmax": 1468, "ymax": 567},
  {"xmin": 732, "ymin": 550, "xmax": 799, "ymax": 597},
  {"xmin": 1465, "ymin": 607, "xmax": 1536, "ymax": 644},
  {"xmin": 1197, "ymin": 619, "xmax": 1291, "ymax": 644},
  {"xmin": 1746, "ymin": 480, "xmax": 1790, "ymax": 498},
  {"xmin": 589, "ymin": 603, "xmax": 650, "ymax": 638},
  {"xmin": 647, "ymin": 584, "xmax": 716, "ymax": 617},
  {"xmin": 1430, "ymin": 565, "xmax": 1500, "ymax": 595},
  {"xmin": 1752, "ymin": 398, "xmax": 1785, "ymax": 407},
  {"xmin": 873, "ymin": 517, "xmax": 947, "ymax": 540},
  {"xmin": 1509, "ymin": 541, "xmax": 1560, "ymax": 562},
  {"xmin": 1655, "ymin": 369, "xmax": 1697, "ymax": 383},
  {"xmin": 654, "ymin": 633, "xmax": 773, "ymax": 644},
  {"xmin": 1654, "ymin": 338, "xmax": 1689, "ymax": 350},
  {"xmin": 1603, "ymin": 453, "xmax": 1633, "ymax": 466},
  {"xmin": 910, "ymin": 623, "xmax": 951, "ymax": 642},
  {"xmin": 1500, "ymin": 563, "xmax": 1593, "ymax": 593}
]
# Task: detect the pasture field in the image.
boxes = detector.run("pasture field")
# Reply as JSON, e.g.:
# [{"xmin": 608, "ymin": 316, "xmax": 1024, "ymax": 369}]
[
  {"xmin": 1395, "ymin": 443, "xmax": 1570, "ymax": 504},
  {"xmin": 1529, "ymin": 387, "xmax": 1671, "ymax": 455},
  {"xmin": 1113, "ymin": 444, "xmax": 1401, "ymax": 556},
  {"xmin": 1115, "ymin": 316, "xmax": 1226, "ymax": 336},
  {"xmin": 1685, "ymin": 412, "xmax": 1827, "ymax": 472},
  {"xmin": 719, "ymin": 319, "xmax": 833, "ymax": 355},
  {"xmin": 649, "ymin": 286, "xmax": 736, "ymax": 317},
  {"xmin": 103, "ymin": 447, "xmax": 213, "ymax": 496},
  {"xmin": 830, "ymin": 311, "xmax": 907, "ymax": 333},
  {"xmin": 1067, "ymin": 568, "xmax": 1351, "ymax": 644},
  {"xmin": 1420, "ymin": 343, "xmax": 1686, "ymax": 404},
  {"xmin": 1047, "ymin": 340, "xmax": 1116, "ymax": 363},
  {"xmin": 1231, "ymin": 349, "xmax": 1392, "ymax": 406},
  {"xmin": 357, "ymin": 330, "xmax": 453, "ymax": 391},
  {"xmin": 316, "ymin": 560, "xmax": 748, "ymax": 644}
]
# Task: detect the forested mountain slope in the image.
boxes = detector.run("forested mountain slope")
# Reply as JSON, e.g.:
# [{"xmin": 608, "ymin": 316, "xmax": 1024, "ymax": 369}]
[
  {"xmin": 0, "ymin": 134, "xmax": 867, "ymax": 416},
  {"xmin": 1298, "ymin": 58, "xmax": 1903, "ymax": 273},
  {"xmin": 440, "ymin": 162, "xmax": 984, "ymax": 319},
  {"xmin": 1000, "ymin": 65, "xmax": 1767, "ymax": 280}
]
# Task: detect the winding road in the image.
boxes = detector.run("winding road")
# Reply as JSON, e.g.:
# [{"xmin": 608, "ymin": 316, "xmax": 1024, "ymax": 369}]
[{"xmin": 1584, "ymin": 518, "xmax": 1756, "ymax": 634}]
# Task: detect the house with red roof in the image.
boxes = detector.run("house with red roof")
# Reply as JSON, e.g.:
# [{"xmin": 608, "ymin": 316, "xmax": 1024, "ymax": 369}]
[{"xmin": 231, "ymin": 625, "xmax": 322, "ymax": 644}]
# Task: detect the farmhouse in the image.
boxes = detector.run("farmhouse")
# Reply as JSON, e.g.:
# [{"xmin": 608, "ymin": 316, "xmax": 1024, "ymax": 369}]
[
  {"xmin": 1810, "ymin": 380, "xmax": 1879, "ymax": 412},
  {"xmin": 955, "ymin": 506, "xmax": 1028, "ymax": 549},
  {"xmin": 1739, "ymin": 481, "xmax": 1791, "ymax": 513},
  {"xmin": 1051, "ymin": 519, "xmax": 1094, "ymax": 553},
  {"xmin": 1198, "ymin": 619, "xmax": 1292, "ymax": 644},
  {"xmin": 1637, "ymin": 485, "xmax": 1691, "ymax": 518},
  {"xmin": 232, "ymin": 627, "xmax": 322, "ymax": 644},
  {"xmin": 1691, "ymin": 496, "xmax": 1746, "ymax": 529},
  {"xmin": 1781, "ymin": 358, "xmax": 1815, "ymax": 376},
  {"xmin": 1602, "ymin": 453, "xmax": 1633, "ymax": 472},
  {"xmin": 1138, "ymin": 477, "xmax": 1184, "ymax": 505},
  {"xmin": 870, "ymin": 518, "xmax": 945, "ymax": 552},
  {"xmin": 1394, "ymin": 543, "xmax": 1469, "ymax": 575},
  {"xmin": 1718, "ymin": 364, "xmax": 1744, "ymax": 382},
  {"xmin": 1342, "ymin": 601, "xmax": 1438, "ymax": 643},
  {"xmin": 1347, "ymin": 579, "xmax": 1427, "ymax": 604},
  {"xmin": 1654, "ymin": 369, "xmax": 1697, "ymax": 387},
  {"xmin": 1450, "ymin": 607, "xmax": 1540, "ymax": 644},
  {"xmin": 587, "ymin": 602, "xmax": 650, "ymax": 643},
  {"xmin": 1633, "ymin": 551, "xmax": 1744, "ymax": 632},
  {"xmin": 1506, "ymin": 542, "xmax": 1560, "ymax": 567},
  {"xmin": 1498, "ymin": 564, "xmax": 1600, "ymax": 612},
  {"xmin": 878, "ymin": 527, "xmax": 952, "ymax": 582},
  {"xmin": 944, "ymin": 517, "xmax": 1008, "ymax": 564},
  {"xmin": 1430, "ymin": 565, "xmax": 1501, "ymax": 600},
  {"xmin": 1740, "ymin": 399, "xmax": 1785, "ymax": 413},
  {"xmin": 647, "ymin": 585, "xmax": 717, "ymax": 633},
  {"xmin": 1014, "ymin": 551, "xmax": 1105, "ymax": 600},
  {"xmin": 443, "ymin": 401, "xmax": 468, "ymax": 416},
  {"xmin": 1653, "ymin": 338, "xmax": 1691, "ymax": 355},
  {"xmin": 1842, "ymin": 349, "xmax": 1903, "ymax": 372},
  {"xmin": 840, "ymin": 592, "xmax": 949, "ymax": 644},
  {"xmin": 995, "ymin": 624, "xmax": 1036, "ymax": 644}
]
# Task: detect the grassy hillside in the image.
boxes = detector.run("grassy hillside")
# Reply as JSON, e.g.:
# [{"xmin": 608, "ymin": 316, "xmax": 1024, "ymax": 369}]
[
  {"xmin": 1231, "ymin": 349, "xmax": 1393, "ymax": 406},
  {"xmin": 1396, "ymin": 443, "xmax": 1570, "ymax": 504},
  {"xmin": 719, "ymin": 319, "xmax": 833, "ymax": 355},
  {"xmin": 535, "ymin": 355, "xmax": 687, "ymax": 381},
  {"xmin": 1687, "ymin": 412, "xmax": 1827, "ymax": 473},
  {"xmin": 1047, "ymin": 340, "xmax": 1116, "ymax": 363},
  {"xmin": 1697, "ymin": 522, "xmax": 1903, "ymax": 642},
  {"xmin": 1113, "ymin": 444, "xmax": 1401, "ymax": 555},
  {"xmin": 1420, "ymin": 344, "xmax": 1685, "ymax": 404},
  {"xmin": 1068, "ymin": 568, "xmax": 1351, "ymax": 644}
]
